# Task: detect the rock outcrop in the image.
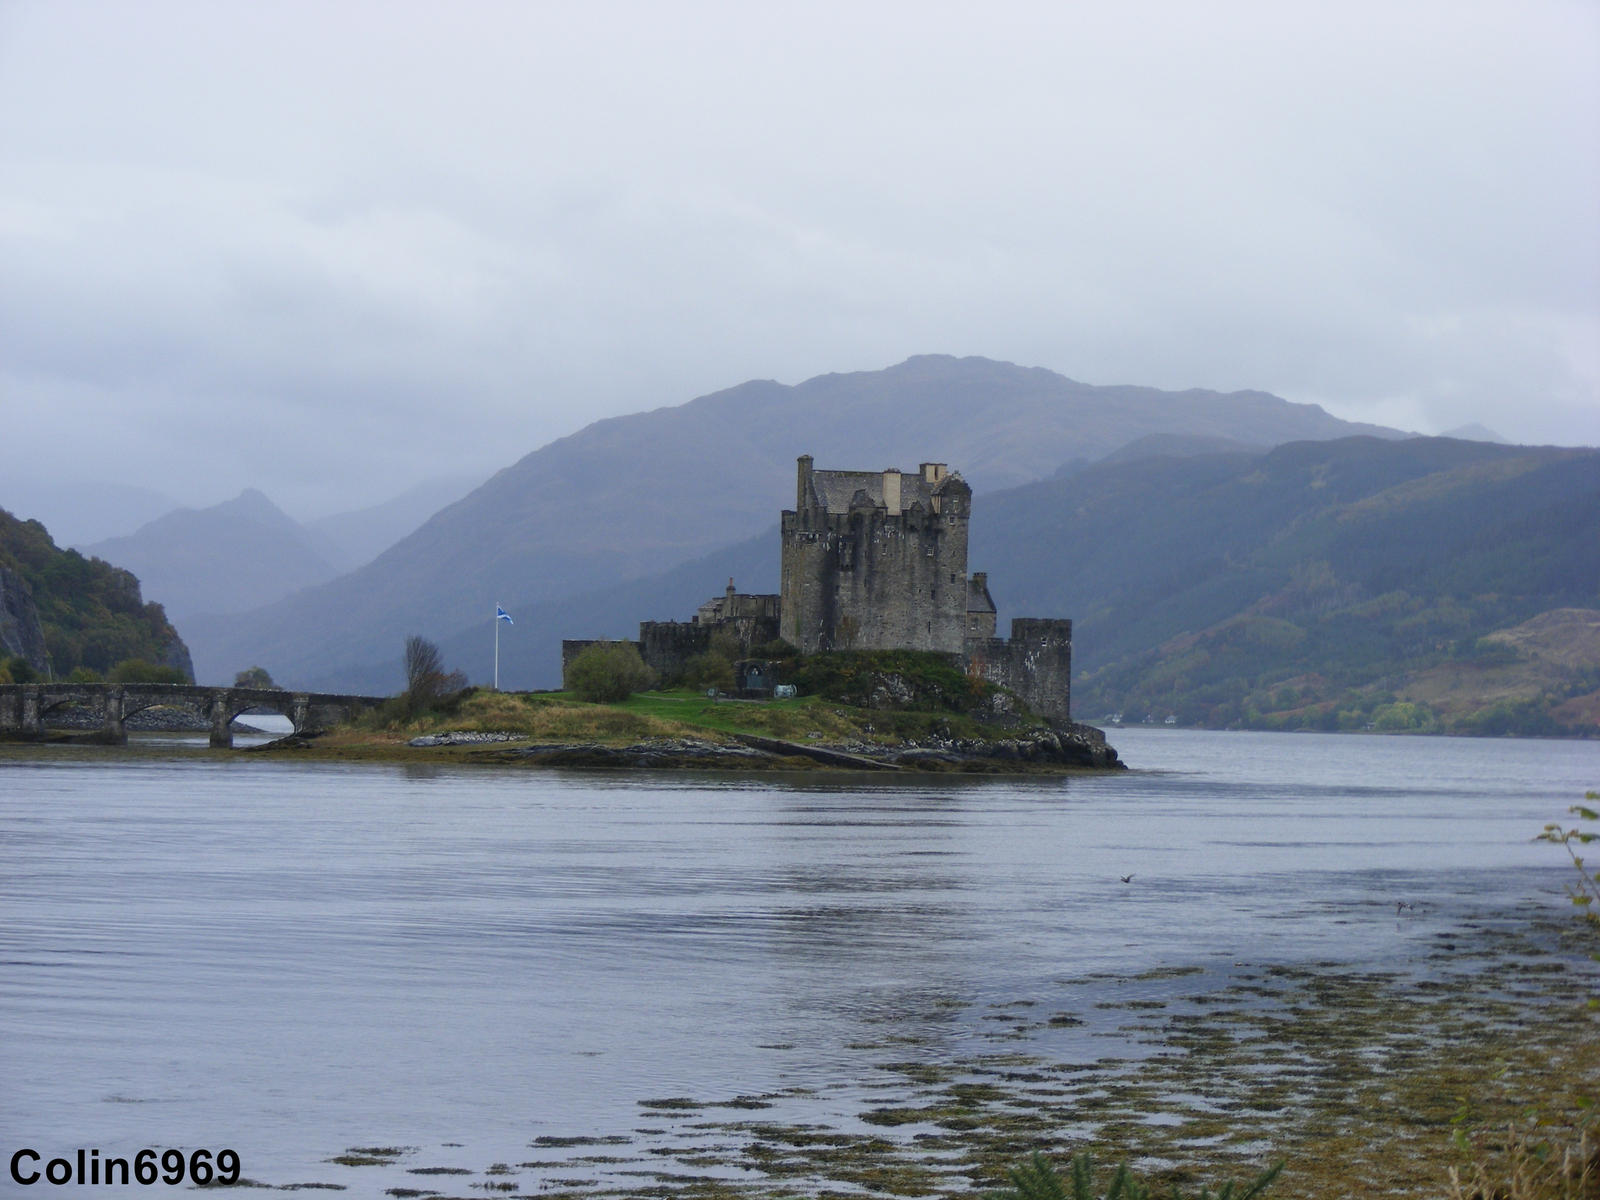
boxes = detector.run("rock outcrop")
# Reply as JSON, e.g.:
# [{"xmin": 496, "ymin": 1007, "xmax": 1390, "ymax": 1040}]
[{"xmin": 0, "ymin": 567, "xmax": 48, "ymax": 671}]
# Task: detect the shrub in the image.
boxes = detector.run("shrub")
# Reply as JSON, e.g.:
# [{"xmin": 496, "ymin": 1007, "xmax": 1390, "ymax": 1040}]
[
  {"xmin": 566, "ymin": 641, "xmax": 656, "ymax": 703},
  {"xmin": 754, "ymin": 638, "xmax": 800, "ymax": 660},
  {"xmin": 1370, "ymin": 700, "xmax": 1436, "ymax": 732},
  {"xmin": 106, "ymin": 659, "xmax": 188, "ymax": 684},
  {"xmin": 0, "ymin": 654, "xmax": 38, "ymax": 684},
  {"xmin": 682, "ymin": 651, "xmax": 735, "ymax": 693},
  {"xmin": 234, "ymin": 665, "xmax": 276, "ymax": 689},
  {"xmin": 1539, "ymin": 794, "xmax": 1600, "ymax": 939},
  {"xmin": 1461, "ymin": 696, "xmax": 1564, "ymax": 738},
  {"xmin": 789, "ymin": 649, "xmax": 998, "ymax": 713}
]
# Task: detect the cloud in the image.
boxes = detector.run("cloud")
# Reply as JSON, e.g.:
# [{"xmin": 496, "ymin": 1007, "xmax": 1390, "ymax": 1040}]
[{"xmin": 1, "ymin": 0, "xmax": 1595, "ymax": 518}]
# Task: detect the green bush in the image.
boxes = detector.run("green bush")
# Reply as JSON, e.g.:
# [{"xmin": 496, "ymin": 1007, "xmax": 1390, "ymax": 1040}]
[
  {"xmin": 567, "ymin": 641, "xmax": 657, "ymax": 703},
  {"xmin": 1370, "ymin": 700, "xmax": 1436, "ymax": 732},
  {"xmin": 789, "ymin": 649, "xmax": 996, "ymax": 713},
  {"xmin": 682, "ymin": 651, "xmax": 734, "ymax": 693},
  {"xmin": 1460, "ymin": 696, "xmax": 1563, "ymax": 737},
  {"xmin": 753, "ymin": 638, "xmax": 799, "ymax": 660},
  {"xmin": 1539, "ymin": 793, "xmax": 1600, "ymax": 939},
  {"xmin": 106, "ymin": 659, "xmax": 188, "ymax": 684}
]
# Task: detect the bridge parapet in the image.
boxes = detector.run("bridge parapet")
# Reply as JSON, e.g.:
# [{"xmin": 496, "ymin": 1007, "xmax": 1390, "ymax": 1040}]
[{"xmin": 0, "ymin": 684, "xmax": 384, "ymax": 747}]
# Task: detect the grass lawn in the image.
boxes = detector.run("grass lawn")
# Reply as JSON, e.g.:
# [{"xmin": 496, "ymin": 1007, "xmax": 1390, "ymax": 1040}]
[{"xmin": 357, "ymin": 687, "xmax": 1018, "ymax": 748}]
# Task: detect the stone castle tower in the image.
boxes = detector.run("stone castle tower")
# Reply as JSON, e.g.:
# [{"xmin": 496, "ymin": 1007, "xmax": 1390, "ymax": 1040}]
[
  {"xmin": 781, "ymin": 456, "xmax": 977, "ymax": 653},
  {"xmin": 564, "ymin": 455, "xmax": 1074, "ymax": 724}
]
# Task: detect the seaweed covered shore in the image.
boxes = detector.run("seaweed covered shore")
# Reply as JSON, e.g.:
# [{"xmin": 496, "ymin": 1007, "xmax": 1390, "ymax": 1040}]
[{"xmin": 245, "ymin": 905, "xmax": 1598, "ymax": 1197}]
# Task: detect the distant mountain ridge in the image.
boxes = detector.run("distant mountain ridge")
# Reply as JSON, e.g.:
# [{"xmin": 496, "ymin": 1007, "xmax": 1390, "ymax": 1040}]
[
  {"xmin": 181, "ymin": 355, "xmax": 1404, "ymax": 686},
  {"xmin": 306, "ymin": 474, "xmax": 483, "ymax": 570},
  {"xmin": 400, "ymin": 436, "xmax": 1597, "ymax": 738},
  {"xmin": 83, "ymin": 489, "xmax": 343, "ymax": 622}
]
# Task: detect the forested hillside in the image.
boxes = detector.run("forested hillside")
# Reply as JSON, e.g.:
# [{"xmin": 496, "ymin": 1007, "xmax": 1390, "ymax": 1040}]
[
  {"xmin": 0, "ymin": 509, "xmax": 193, "ymax": 681},
  {"xmin": 974, "ymin": 437, "xmax": 1599, "ymax": 734}
]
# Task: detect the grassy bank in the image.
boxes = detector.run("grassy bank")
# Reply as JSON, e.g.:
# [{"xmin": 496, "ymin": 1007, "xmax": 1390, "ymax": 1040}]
[{"xmin": 291, "ymin": 687, "xmax": 1038, "ymax": 763}]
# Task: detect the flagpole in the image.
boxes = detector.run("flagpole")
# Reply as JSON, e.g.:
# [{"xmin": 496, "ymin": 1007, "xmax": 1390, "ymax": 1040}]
[{"xmin": 494, "ymin": 602, "xmax": 500, "ymax": 691}]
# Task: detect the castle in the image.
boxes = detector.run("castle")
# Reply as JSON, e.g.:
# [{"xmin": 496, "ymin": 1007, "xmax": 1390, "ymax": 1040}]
[{"xmin": 563, "ymin": 456, "xmax": 1074, "ymax": 723}]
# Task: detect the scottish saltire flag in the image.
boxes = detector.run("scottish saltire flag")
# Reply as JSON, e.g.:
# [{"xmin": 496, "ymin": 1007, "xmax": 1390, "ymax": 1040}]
[{"xmin": 496, "ymin": 606, "xmax": 513, "ymax": 624}]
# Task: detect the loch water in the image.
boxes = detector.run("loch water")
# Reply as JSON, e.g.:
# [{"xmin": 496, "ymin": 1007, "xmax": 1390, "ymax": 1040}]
[{"xmin": 2, "ymin": 729, "xmax": 1596, "ymax": 1191}]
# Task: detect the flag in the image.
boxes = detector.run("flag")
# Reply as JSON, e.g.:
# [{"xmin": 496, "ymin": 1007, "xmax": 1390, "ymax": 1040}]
[{"xmin": 496, "ymin": 606, "xmax": 513, "ymax": 624}]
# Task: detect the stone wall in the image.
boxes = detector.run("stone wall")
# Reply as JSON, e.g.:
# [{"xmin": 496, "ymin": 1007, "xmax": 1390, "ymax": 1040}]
[
  {"xmin": 558, "ymin": 456, "xmax": 1080, "ymax": 727},
  {"xmin": 639, "ymin": 623, "xmax": 711, "ymax": 682},
  {"xmin": 781, "ymin": 456, "xmax": 972, "ymax": 654},
  {"xmin": 964, "ymin": 618, "xmax": 1072, "ymax": 725}
]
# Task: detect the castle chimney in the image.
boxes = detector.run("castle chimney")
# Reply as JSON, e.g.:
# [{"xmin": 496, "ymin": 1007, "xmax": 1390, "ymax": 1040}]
[
  {"xmin": 882, "ymin": 469, "xmax": 901, "ymax": 513},
  {"xmin": 920, "ymin": 462, "xmax": 947, "ymax": 484},
  {"xmin": 797, "ymin": 454, "xmax": 814, "ymax": 510}
]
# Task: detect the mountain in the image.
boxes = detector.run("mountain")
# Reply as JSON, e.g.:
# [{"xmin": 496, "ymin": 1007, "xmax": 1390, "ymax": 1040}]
[
  {"xmin": 970, "ymin": 437, "xmax": 1600, "ymax": 734},
  {"xmin": 1, "ymin": 481, "xmax": 181, "ymax": 548},
  {"xmin": 381, "ymin": 436, "xmax": 1598, "ymax": 738},
  {"xmin": 1098, "ymin": 432, "xmax": 1260, "ymax": 464},
  {"xmin": 83, "ymin": 489, "xmax": 342, "ymax": 623},
  {"xmin": 306, "ymin": 474, "xmax": 483, "ymax": 570},
  {"xmin": 0, "ymin": 508, "xmax": 192, "ymax": 680},
  {"xmin": 1397, "ymin": 609, "xmax": 1600, "ymax": 733},
  {"xmin": 182, "ymin": 355, "xmax": 1403, "ymax": 686},
  {"xmin": 1439, "ymin": 423, "xmax": 1510, "ymax": 444}
]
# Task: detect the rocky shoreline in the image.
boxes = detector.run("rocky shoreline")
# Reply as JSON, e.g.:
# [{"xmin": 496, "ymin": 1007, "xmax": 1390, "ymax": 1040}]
[{"xmin": 392, "ymin": 722, "xmax": 1123, "ymax": 772}]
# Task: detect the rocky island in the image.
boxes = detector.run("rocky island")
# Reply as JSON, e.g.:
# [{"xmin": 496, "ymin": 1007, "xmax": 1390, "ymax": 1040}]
[{"xmin": 264, "ymin": 651, "xmax": 1122, "ymax": 773}]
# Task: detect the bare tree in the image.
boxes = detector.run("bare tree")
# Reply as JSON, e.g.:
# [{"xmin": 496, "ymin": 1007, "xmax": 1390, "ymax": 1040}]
[
  {"xmin": 402, "ymin": 635, "xmax": 465, "ymax": 715},
  {"xmin": 405, "ymin": 636, "xmax": 443, "ymax": 693}
]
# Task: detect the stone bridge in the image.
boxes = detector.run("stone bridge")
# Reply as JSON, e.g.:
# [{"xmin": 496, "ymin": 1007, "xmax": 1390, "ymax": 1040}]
[{"xmin": 0, "ymin": 683, "xmax": 385, "ymax": 748}]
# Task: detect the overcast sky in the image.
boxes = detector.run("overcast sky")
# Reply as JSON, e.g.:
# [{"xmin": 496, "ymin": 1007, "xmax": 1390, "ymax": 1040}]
[{"xmin": 2, "ymin": 0, "xmax": 1596, "ymax": 527}]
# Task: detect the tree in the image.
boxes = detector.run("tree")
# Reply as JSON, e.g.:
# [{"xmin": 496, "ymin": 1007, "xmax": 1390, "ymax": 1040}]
[
  {"xmin": 234, "ymin": 665, "xmax": 276, "ymax": 689},
  {"xmin": 683, "ymin": 650, "xmax": 735, "ymax": 693},
  {"xmin": 106, "ymin": 659, "xmax": 188, "ymax": 684},
  {"xmin": 566, "ymin": 641, "xmax": 656, "ymax": 703},
  {"xmin": 401, "ymin": 635, "xmax": 466, "ymax": 716}
]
